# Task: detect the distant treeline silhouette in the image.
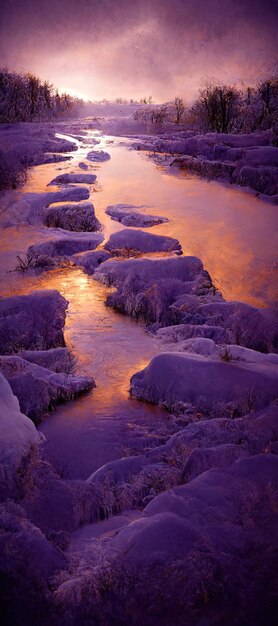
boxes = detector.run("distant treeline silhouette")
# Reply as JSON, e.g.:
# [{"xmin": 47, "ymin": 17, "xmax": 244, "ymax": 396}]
[
  {"xmin": 134, "ymin": 77, "xmax": 278, "ymax": 136},
  {"xmin": 0, "ymin": 68, "xmax": 82, "ymax": 122}
]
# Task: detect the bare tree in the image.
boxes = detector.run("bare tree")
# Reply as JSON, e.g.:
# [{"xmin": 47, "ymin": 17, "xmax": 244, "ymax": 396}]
[
  {"xmin": 192, "ymin": 81, "xmax": 241, "ymax": 133},
  {"xmin": 258, "ymin": 77, "xmax": 278, "ymax": 133},
  {"xmin": 173, "ymin": 97, "xmax": 185, "ymax": 125},
  {"xmin": 26, "ymin": 73, "xmax": 41, "ymax": 117},
  {"xmin": 150, "ymin": 105, "xmax": 169, "ymax": 126},
  {"xmin": 134, "ymin": 104, "xmax": 169, "ymax": 128},
  {"xmin": 0, "ymin": 68, "xmax": 80, "ymax": 122}
]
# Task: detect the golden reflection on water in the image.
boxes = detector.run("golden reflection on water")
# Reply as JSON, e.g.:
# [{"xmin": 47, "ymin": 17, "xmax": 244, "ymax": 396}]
[
  {"xmin": 93, "ymin": 146, "xmax": 278, "ymax": 307},
  {"xmin": 6, "ymin": 264, "xmax": 163, "ymax": 406},
  {"xmin": 21, "ymin": 265, "xmax": 166, "ymax": 478}
]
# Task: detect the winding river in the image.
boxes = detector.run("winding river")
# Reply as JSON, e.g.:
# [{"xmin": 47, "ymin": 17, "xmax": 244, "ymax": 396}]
[{"xmin": 1, "ymin": 128, "xmax": 277, "ymax": 479}]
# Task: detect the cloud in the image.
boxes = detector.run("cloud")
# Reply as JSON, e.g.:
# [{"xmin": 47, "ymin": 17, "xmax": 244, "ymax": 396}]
[{"xmin": 0, "ymin": 0, "xmax": 277, "ymax": 101}]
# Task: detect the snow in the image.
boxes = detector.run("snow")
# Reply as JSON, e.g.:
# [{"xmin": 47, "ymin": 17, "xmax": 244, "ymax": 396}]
[
  {"xmin": 106, "ymin": 204, "xmax": 169, "ymax": 227},
  {"xmin": 44, "ymin": 202, "xmax": 101, "ymax": 232},
  {"xmin": 27, "ymin": 231, "xmax": 104, "ymax": 264},
  {"xmin": 48, "ymin": 173, "xmax": 97, "ymax": 185},
  {"xmin": 130, "ymin": 352, "xmax": 278, "ymax": 415},
  {"xmin": 104, "ymin": 228, "xmax": 182, "ymax": 254},
  {"xmin": 0, "ymin": 355, "xmax": 94, "ymax": 422},
  {"xmin": 0, "ymin": 373, "xmax": 41, "ymax": 498},
  {"xmin": 0, "ymin": 290, "xmax": 68, "ymax": 353},
  {"xmin": 86, "ymin": 150, "xmax": 111, "ymax": 162}
]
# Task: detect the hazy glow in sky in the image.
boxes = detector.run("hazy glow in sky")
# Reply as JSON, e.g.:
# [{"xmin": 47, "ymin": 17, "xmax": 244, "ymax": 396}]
[{"xmin": 0, "ymin": 0, "xmax": 277, "ymax": 102}]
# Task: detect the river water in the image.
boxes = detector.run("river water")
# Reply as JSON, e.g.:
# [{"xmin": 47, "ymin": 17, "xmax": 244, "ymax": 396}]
[{"xmin": 1, "ymin": 128, "xmax": 277, "ymax": 479}]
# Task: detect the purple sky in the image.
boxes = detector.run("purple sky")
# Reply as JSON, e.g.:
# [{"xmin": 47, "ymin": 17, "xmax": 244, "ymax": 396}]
[{"xmin": 1, "ymin": 0, "xmax": 277, "ymax": 101}]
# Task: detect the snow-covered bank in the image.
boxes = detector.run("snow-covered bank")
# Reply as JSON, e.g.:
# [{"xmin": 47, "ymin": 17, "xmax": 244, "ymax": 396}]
[
  {"xmin": 94, "ymin": 255, "xmax": 278, "ymax": 351},
  {"xmin": 0, "ymin": 290, "xmax": 95, "ymax": 423},
  {"xmin": 0, "ymin": 123, "xmax": 78, "ymax": 191},
  {"xmin": 132, "ymin": 130, "xmax": 278, "ymax": 201},
  {"xmin": 0, "ymin": 373, "xmax": 41, "ymax": 498}
]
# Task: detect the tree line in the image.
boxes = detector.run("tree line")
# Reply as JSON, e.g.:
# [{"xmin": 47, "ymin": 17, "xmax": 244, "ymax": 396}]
[
  {"xmin": 0, "ymin": 68, "xmax": 82, "ymax": 123},
  {"xmin": 1, "ymin": 68, "xmax": 277, "ymax": 135},
  {"xmin": 133, "ymin": 77, "xmax": 278, "ymax": 135}
]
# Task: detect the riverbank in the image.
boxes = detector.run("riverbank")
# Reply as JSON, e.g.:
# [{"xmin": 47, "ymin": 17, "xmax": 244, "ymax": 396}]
[
  {"xmin": 0, "ymin": 118, "xmax": 103, "ymax": 191},
  {"xmin": 131, "ymin": 129, "xmax": 278, "ymax": 202}
]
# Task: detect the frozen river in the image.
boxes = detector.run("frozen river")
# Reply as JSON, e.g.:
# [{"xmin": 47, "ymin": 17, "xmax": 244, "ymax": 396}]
[{"xmin": 1, "ymin": 128, "xmax": 277, "ymax": 478}]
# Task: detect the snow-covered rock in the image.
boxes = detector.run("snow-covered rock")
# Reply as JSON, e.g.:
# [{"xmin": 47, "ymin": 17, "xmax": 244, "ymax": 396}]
[
  {"xmin": 94, "ymin": 255, "xmax": 218, "ymax": 325},
  {"xmin": 57, "ymin": 455, "xmax": 278, "ymax": 626},
  {"xmin": 0, "ymin": 374, "xmax": 41, "ymax": 500},
  {"xmin": 83, "ymin": 137, "xmax": 100, "ymax": 145},
  {"xmin": 86, "ymin": 150, "xmax": 110, "ymax": 162},
  {"xmin": 193, "ymin": 301, "xmax": 278, "ymax": 353},
  {"xmin": 0, "ymin": 356, "xmax": 95, "ymax": 422},
  {"xmin": 237, "ymin": 165, "xmax": 278, "ymax": 196},
  {"xmin": 106, "ymin": 204, "xmax": 169, "ymax": 227},
  {"xmin": 27, "ymin": 231, "xmax": 104, "ymax": 266},
  {"xmin": 171, "ymin": 154, "xmax": 237, "ymax": 181},
  {"xmin": 44, "ymin": 202, "xmax": 101, "ymax": 232},
  {"xmin": 73, "ymin": 250, "xmax": 111, "ymax": 274},
  {"xmin": 155, "ymin": 300, "xmax": 278, "ymax": 353},
  {"xmin": 164, "ymin": 405, "xmax": 278, "ymax": 464},
  {"xmin": 168, "ymin": 336, "xmax": 223, "ymax": 356},
  {"xmin": 181, "ymin": 443, "xmax": 250, "ymax": 481},
  {"xmin": 1, "ymin": 187, "xmax": 91, "ymax": 227},
  {"xmin": 95, "ymin": 255, "xmax": 204, "ymax": 289},
  {"xmin": 0, "ymin": 501, "xmax": 66, "ymax": 622},
  {"xmin": 156, "ymin": 323, "xmax": 227, "ymax": 344},
  {"xmin": 130, "ymin": 352, "xmax": 278, "ymax": 415},
  {"xmin": 242, "ymin": 146, "xmax": 278, "ymax": 167},
  {"xmin": 88, "ymin": 455, "xmax": 179, "ymax": 513},
  {"xmin": 48, "ymin": 173, "xmax": 97, "ymax": 185},
  {"xmin": 95, "ymin": 255, "xmax": 276, "ymax": 353},
  {"xmin": 0, "ymin": 290, "xmax": 67, "ymax": 354},
  {"xmin": 87, "ymin": 402, "xmax": 278, "ymax": 516},
  {"xmin": 19, "ymin": 457, "xmax": 100, "ymax": 534},
  {"xmin": 104, "ymin": 229, "xmax": 182, "ymax": 255},
  {"xmin": 19, "ymin": 347, "xmax": 74, "ymax": 373},
  {"xmin": 178, "ymin": 337, "xmax": 278, "ymax": 363}
]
